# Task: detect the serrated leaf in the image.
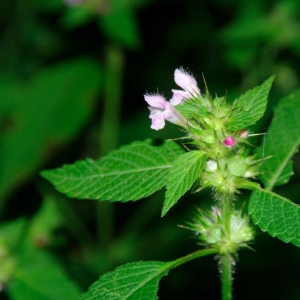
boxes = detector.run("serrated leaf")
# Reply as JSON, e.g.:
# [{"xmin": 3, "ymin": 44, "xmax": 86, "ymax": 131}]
[
  {"xmin": 79, "ymin": 261, "xmax": 168, "ymax": 300},
  {"xmin": 227, "ymin": 76, "xmax": 274, "ymax": 130},
  {"xmin": 162, "ymin": 151, "xmax": 206, "ymax": 216},
  {"xmin": 226, "ymin": 111, "xmax": 251, "ymax": 131},
  {"xmin": 41, "ymin": 140, "xmax": 184, "ymax": 201},
  {"xmin": 249, "ymin": 188, "xmax": 300, "ymax": 247},
  {"xmin": 78, "ymin": 249, "xmax": 217, "ymax": 300},
  {"xmin": 259, "ymin": 90, "xmax": 300, "ymax": 189}
]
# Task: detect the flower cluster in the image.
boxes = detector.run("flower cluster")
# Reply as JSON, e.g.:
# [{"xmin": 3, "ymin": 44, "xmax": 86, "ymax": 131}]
[{"xmin": 144, "ymin": 68, "xmax": 261, "ymax": 198}]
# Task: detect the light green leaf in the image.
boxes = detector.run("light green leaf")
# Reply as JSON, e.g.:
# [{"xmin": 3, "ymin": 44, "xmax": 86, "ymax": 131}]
[
  {"xmin": 78, "ymin": 249, "xmax": 217, "ymax": 300},
  {"xmin": 249, "ymin": 188, "xmax": 300, "ymax": 247},
  {"xmin": 0, "ymin": 218, "xmax": 27, "ymax": 250},
  {"xmin": 8, "ymin": 250, "xmax": 81, "ymax": 300},
  {"xmin": 225, "ymin": 111, "xmax": 251, "ymax": 131},
  {"xmin": 41, "ymin": 140, "xmax": 185, "ymax": 201},
  {"xmin": 227, "ymin": 76, "xmax": 274, "ymax": 130},
  {"xmin": 259, "ymin": 90, "xmax": 300, "ymax": 189},
  {"xmin": 0, "ymin": 58, "xmax": 102, "ymax": 201},
  {"xmin": 162, "ymin": 151, "xmax": 206, "ymax": 216},
  {"xmin": 29, "ymin": 196, "xmax": 64, "ymax": 246}
]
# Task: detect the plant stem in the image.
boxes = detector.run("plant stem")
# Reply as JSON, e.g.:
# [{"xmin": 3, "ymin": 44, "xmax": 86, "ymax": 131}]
[
  {"xmin": 221, "ymin": 253, "xmax": 232, "ymax": 300},
  {"xmin": 97, "ymin": 44, "xmax": 124, "ymax": 249},
  {"xmin": 221, "ymin": 195, "xmax": 231, "ymax": 235},
  {"xmin": 171, "ymin": 248, "xmax": 218, "ymax": 269},
  {"xmin": 220, "ymin": 194, "xmax": 233, "ymax": 300}
]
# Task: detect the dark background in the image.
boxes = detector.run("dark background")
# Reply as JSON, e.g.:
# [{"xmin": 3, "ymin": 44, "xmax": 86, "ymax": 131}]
[{"xmin": 0, "ymin": 0, "xmax": 300, "ymax": 299}]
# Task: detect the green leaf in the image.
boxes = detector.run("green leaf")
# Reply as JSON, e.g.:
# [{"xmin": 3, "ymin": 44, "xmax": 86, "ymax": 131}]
[
  {"xmin": 259, "ymin": 90, "xmax": 300, "ymax": 189},
  {"xmin": 61, "ymin": 7, "xmax": 92, "ymax": 29},
  {"xmin": 41, "ymin": 140, "xmax": 185, "ymax": 201},
  {"xmin": 226, "ymin": 111, "xmax": 251, "ymax": 131},
  {"xmin": 29, "ymin": 196, "xmax": 64, "ymax": 246},
  {"xmin": 0, "ymin": 219, "xmax": 27, "ymax": 249},
  {"xmin": 8, "ymin": 250, "xmax": 81, "ymax": 300},
  {"xmin": 99, "ymin": 0, "xmax": 140, "ymax": 49},
  {"xmin": 0, "ymin": 58, "xmax": 102, "ymax": 202},
  {"xmin": 226, "ymin": 76, "xmax": 274, "ymax": 130},
  {"xmin": 249, "ymin": 188, "xmax": 300, "ymax": 247},
  {"xmin": 78, "ymin": 249, "xmax": 217, "ymax": 300},
  {"xmin": 162, "ymin": 151, "xmax": 206, "ymax": 216}
]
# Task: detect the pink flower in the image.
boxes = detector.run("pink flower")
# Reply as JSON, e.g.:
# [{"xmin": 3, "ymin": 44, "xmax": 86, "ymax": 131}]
[
  {"xmin": 170, "ymin": 68, "xmax": 200, "ymax": 105},
  {"xmin": 144, "ymin": 94, "xmax": 186, "ymax": 130},
  {"xmin": 223, "ymin": 136, "xmax": 236, "ymax": 148}
]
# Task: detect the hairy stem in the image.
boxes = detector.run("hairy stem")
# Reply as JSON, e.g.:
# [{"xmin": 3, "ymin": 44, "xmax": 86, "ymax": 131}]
[
  {"xmin": 221, "ymin": 195, "xmax": 232, "ymax": 235},
  {"xmin": 221, "ymin": 194, "xmax": 233, "ymax": 300},
  {"xmin": 221, "ymin": 253, "xmax": 232, "ymax": 300}
]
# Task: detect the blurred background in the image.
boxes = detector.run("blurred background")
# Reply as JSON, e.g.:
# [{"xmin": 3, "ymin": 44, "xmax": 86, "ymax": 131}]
[{"xmin": 0, "ymin": 0, "xmax": 300, "ymax": 299}]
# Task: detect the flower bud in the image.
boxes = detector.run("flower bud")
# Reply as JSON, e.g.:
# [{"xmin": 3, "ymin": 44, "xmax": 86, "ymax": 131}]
[
  {"xmin": 206, "ymin": 160, "xmax": 217, "ymax": 172},
  {"xmin": 238, "ymin": 130, "xmax": 249, "ymax": 139},
  {"xmin": 223, "ymin": 136, "xmax": 236, "ymax": 148},
  {"xmin": 185, "ymin": 207, "xmax": 255, "ymax": 253}
]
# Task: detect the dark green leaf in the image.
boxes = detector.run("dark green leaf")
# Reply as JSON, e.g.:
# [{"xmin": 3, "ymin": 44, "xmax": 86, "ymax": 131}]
[
  {"xmin": 8, "ymin": 250, "xmax": 81, "ymax": 300},
  {"xmin": 0, "ymin": 58, "xmax": 102, "ymax": 201},
  {"xmin": 249, "ymin": 188, "xmax": 300, "ymax": 247},
  {"xmin": 162, "ymin": 151, "xmax": 206, "ymax": 216},
  {"xmin": 99, "ymin": 0, "xmax": 140, "ymax": 49},
  {"xmin": 227, "ymin": 76, "xmax": 274, "ymax": 130},
  {"xmin": 260, "ymin": 90, "xmax": 300, "ymax": 189},
  {"xmin": 78, "ymin": 249, "xmax": 217, "ymax": 300},
  {"xmin": 41, "ymin": 140, "xmax": 185, "ymax": 201}
]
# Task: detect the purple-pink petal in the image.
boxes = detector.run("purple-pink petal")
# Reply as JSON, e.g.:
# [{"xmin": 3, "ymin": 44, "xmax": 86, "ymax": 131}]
[
  {"xmin": 170, "ymin": 89, "xmax": 190, "ymax": 105},
  {"xmin": 144, "ymin": 94, "xmax": 167, "ymax": 109},
  {"xmin": 174, "ymin": 68, "xmax": 200, "ymax": 95},
  {"xmin": 149, "ymin": 110, "xmax": 166, "ymax": 130}
]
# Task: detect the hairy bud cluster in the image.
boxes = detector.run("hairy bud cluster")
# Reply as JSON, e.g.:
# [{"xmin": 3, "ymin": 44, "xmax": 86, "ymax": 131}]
[{"xmin": 184, "ymin": 207, "xmax": 255, "ymax": 254}]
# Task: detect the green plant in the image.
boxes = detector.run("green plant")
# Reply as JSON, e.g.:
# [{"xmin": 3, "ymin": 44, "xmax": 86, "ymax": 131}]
[{"xmin": 39, "ymin": 68, "xmax": 300, "ymax": 299}]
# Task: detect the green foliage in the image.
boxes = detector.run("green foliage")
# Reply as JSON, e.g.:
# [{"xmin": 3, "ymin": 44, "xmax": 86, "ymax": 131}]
[
  {"xmin": 162, "ymin": 150, "xmax": 206, "ymax": 216},
  {"xmin": 78, "ymin": 249, "xmax": 217, "ymax": 300},
  {"xmin": 0, "ymin": 57, "xmax": 102, "ymax": 201},
  {"xmin": 0, "ymin": 217, "xmax": 81, "ymax": 300},
  {"xmin": 79, "ymin": 261, "xmax": 169, "ymax": 300},
  {"xmin": 29, "ymin": 196, "xmax": 64, "ymax": 246},
  {"xmin": 249, "ymin": 188, "xmax": 300, "ymax": 247},
  {"xmin": 259, "ymin": 90, "xmax": 300, "ymax": 189},
  {"xmin": 99, "ymin": 0, "xmax": 140, "ymax": 49},
  {"xmin": 61, "ymin": 6, "xmax": 92, "ymax": 29},
  {"xmin": 226, "ymin": 76, "xmax": 274, "ymax": 130},
  {"xmin": 8, "ymin": 249, "xmax": 81, "ymax": 300},
  {"xmin": 41, "ymin": 140, "xmax": 185, "ymax": 201}
]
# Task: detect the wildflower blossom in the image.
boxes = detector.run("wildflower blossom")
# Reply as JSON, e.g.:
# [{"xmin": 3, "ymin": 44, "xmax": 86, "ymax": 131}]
[
  {"xmin": 171, "ymin": 68, "xmax": 200, "ymax": 105},
  {"xmin": 144, "ymin": 94, "xmax": 186, "ymax": 130}
]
